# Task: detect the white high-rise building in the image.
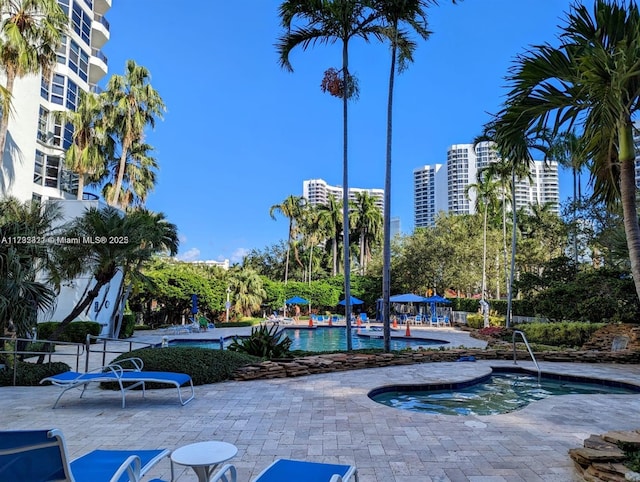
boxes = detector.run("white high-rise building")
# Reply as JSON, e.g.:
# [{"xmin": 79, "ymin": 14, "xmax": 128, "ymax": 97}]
[
  {"xmin": 302, "ymin": 178, "xmax": 384, "ymax": 214},
  {"xmin": 414, "ymin": 164, "xmax": 447, "ymax": 228},
  {"xmin": 0, "ymin": 0, "xmax": 112, "ymax": 203},
  {"xmin": 413, "ymin": 141, "xmax": 559, "ymax": 227}
]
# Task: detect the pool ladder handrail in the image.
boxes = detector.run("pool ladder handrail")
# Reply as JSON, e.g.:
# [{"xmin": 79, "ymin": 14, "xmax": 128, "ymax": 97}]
[{"xmin": 512, "ymin": 330, "xmax": 541, "ymax": 382}]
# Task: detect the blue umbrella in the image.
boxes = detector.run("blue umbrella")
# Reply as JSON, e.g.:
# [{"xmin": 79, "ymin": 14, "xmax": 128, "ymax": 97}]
[
  {"xmin": 285, "ymin": 296, "xmax": 309, "ymax": 305},
  {"xmin": 389, "ymin": 293, "xmax": 429, "ymax": 303},
  {"xmin": 423, "ymin": 295, "xmax": 451, "ymax": 323},
  {"xmin": 338, "ymin": 296, "xmax": 364, "ymax": 306}
]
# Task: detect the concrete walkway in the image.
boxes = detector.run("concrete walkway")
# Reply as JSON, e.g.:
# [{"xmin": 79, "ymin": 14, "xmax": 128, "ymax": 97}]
[{"xmin": 1, "ymin": 327, "xmax": 638, "ymax": 481}]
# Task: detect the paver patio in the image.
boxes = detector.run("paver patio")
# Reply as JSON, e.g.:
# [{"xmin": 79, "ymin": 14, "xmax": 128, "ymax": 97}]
[{"xmin": 1, "ymin": 327, "xmax": 638, "ymax": 481}]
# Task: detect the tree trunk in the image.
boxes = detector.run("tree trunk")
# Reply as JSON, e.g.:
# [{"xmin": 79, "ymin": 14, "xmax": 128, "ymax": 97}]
[
  {"xmin": 619, "ymin": 122, "xmax": 640, "ymax": 301},
  {"xmin": 110, "ymin": 137, "xmax": 131, "ymax": 206},
  {"xmin": 382, "ymin": 27, "xmax": 397, "ymax": 353},
  {"xmin": 76, "ymin": 173, "xmax": 86, "ymax": 200},
  {"xmin": 506, "ymin": 169, "xmax": 517, "ymax": 327},
  {"xmin": 48, "ymin": 277, "xmax": 109, "ymax": 340},
  {"xmin": 342, "ymin": 40, "xmax": 352, "ymax": 350},
  {"xmin": 0, "ymin": 71, "xmax": 16, "ymax": 167},
  {"xmin": 482, "ymin": 203, "xmax": 488, "ymax": 299}
]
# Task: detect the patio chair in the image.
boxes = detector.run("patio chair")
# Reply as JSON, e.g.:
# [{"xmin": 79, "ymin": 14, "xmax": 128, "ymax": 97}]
[
  {"xmin": 414, "ymin": 314, "xmax": 422, "ymax": 325},
  {"xmin": 0, "ymin": 428, "xmax": 169, "ymax": 482},
  {"xmin": 252, "ymin": 458, "xmax": 358, "ymax": 482},
  {"xmin": 359, "ymin": 313, "xmax": 369, "ymax": 323}
]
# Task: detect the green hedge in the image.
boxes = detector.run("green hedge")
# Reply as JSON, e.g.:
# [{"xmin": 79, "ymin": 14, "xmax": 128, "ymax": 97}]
[
  {"xmin": 0, "ymin": 361, "xmax": 71, "ymax": 386},
  {"xmin": 37, "ymin": 321, "xmax": 101, "ymax": 343},
  {"xmin": 119, "ymin": 314, "xmax": 136, "ymax": 339},
  {"xmin": 466, "ymin": 313, "xmax": 505, "ymax": 329},
  {"xmin": 110, "ymin": 347, "xmax": 259, "ymax": 386},
  {"xmin": 512, "ymin": 321, "xmax": 605, "ymax": 348}
]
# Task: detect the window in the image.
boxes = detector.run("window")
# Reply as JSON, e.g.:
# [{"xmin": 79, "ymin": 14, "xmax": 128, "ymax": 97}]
[
  {"xmin": 51, "ymin": 117, "xmax": 63, "ymax": 147},
  {"xmin": 60, "ymin": 168, "xmax": 78, "ymax": 195},
  {"xmin": 58, "ymin": 0, "xmax": 70, "ymax": 16},
  {"xmin": 34, "ymin": 151, "xmax": 44, "ymax": 184},
  {"xmin": 44, "ymin": 156, "xmax": 61, "ymax": 188},
  {"xmin": 68, "ymin": 40, "xmax": 88, "ymax": 82},
  {"xmin": 63, "ymin": 122, "xmax": 74, "ymax": 150},
  {"xmin": 56, "ymin": 35, "xmax": 68, "ymax": 64},
  {"xmin": 72, "ymin": 2, "xmax": 91, "ymax": 45},
  {"xmin": 83, "ymin": 0, "xmax": 93, "ymax": 9},
  {"xmin": 40, "ymin": 76, "xmax": 50, "ymax": 100},
  {"xmin": 51, "ymin": 74, "xmax": 65, "ymax": 105},
  {"xmin": 66, "ymin": 79, "xmax": 78, "ymax": 111},
  {"xmin": 37, "ymin": 107, "xmax": 49, "ymax": 143}
]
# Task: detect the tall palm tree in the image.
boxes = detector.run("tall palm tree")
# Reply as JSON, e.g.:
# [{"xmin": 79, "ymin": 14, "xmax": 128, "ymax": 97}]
[
  {"xmin": 465, "ymin": 168, "xmax": 500, "ymax": 301},
  {"xmin": 316, "ymin": 194, "xmax": 343, "ymax": 276},
  {"xmin": 102, "ymin": 60, "xmax": 165, "ymax": 207},
  {"xmin": 544, "ymin": 131, "xmax": 588, "ymax": 264},
  {"xmin": 351, "ymin": 191, "xmax": 382, "ymax": 274},
  {"xmin": 269, "ymin": 195, "xmax": 307, "ymax": 284},
  {"xmin": 277, "ymin": 0, "xmax": 383, "ymax": 349},
  {"xmin": 500, "ymin": 0, "xmax": 640, "ymax": 300},
  {"xmin": 0, "ymin": 0, "xmax": 67, "ymax": 162},
  {"xmin": 57, "ymin": 91, "xmax": 111, "ymax": 199}
]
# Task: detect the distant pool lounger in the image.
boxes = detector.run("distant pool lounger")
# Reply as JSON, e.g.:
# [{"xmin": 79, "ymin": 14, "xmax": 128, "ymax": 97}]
[{"xmin": 40, "ymin": 357, "xmax": 195, "ymax": 408}]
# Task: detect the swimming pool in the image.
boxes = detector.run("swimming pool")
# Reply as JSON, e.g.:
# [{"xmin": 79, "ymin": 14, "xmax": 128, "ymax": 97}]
[
  {"xmin": 167, "ymin": 326, "xmax": 449, "ymax": 352},
  {"xmin": 369, "ymin": 367, "xmax": 640, "ymax": 415}
]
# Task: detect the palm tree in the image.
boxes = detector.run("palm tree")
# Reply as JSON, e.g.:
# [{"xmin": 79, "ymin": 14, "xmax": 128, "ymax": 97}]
[
  {"xmin": 277, "ymin": 0, "xmax": 384, "ymax": 349},
  {"xmin": 0, "ymin": 0, "xmax": 67, "ymax": 162},
  {"xmin": 499, "ymin": 0, "xmax": 640, "ymax": 301},
  {"xmin": 228, "ymin": 267, "xmax": 267, "ymax": 318},
  {"xmin": 102, "ymin": 60, "xmax": 165, "ymax": 207},
  {"xmin": 50, "ymin": 206, "xmax": 178, "ymax": 338},
  {"xmin": 316, "ymin": 194, "xmax": 343, "ymax": 276},
  {"xmin": 465, "ymin": 168, "xmax": 500, "ymax": 301},
  {"xmin": 269, "ymin": 195, "xmax": 307, "ymax": 284},
  {"xmin": 102, "ymin": 141, "xmax": 158, "ymax": 208},
  {"xmin": 544, "ymin": 131, "xmax": 588, "ymax": 264},
  {"xmin": 57, "ymin": 91, "xmax": 111, "ymax": 199},
  {"xmin": 351, "ymin": 191, "xmax": 382, "ymax": 274},
  {"xmin": 0, "ymin": 197, "xmax": 60, "ymax": 338}
]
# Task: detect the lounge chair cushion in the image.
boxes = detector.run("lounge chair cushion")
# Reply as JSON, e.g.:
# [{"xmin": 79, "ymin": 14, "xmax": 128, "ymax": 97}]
[{"xmin": 254, "ymin": 458, "xmax": 356, "ymax": 482}]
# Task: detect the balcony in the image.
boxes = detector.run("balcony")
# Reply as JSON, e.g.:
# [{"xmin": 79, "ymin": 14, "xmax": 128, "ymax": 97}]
[
  {"xmin": 94, "ymin": 0, "xmax": 112, "ymax": 15},
  {"xmin": 91, "ymin": 14, "xmax": 110, "ymax": 48},
  {"xmin": 89, "ymin": 48, "xmax": 108, "ymax": 83}
]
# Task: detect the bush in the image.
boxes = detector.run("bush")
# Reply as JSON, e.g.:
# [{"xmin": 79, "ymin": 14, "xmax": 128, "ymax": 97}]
[
  {"xmin": 119, "ymin": 314, "xmax": 136, "ymax": 339},
  {"xmin": 466, "ymin": 313, "xmax": 505, "ymax": 329},
  {"xmin": 0, "ymin": 361, "xmax": 70, "ymax": 386},
  {"xmin": 512, "ymin": 321, "xmax": 605, "ymax": 348},
  {"xmin": 37, "ymin": 321, "xmax": 101, "ymax": 343},
  {"xmin": 227, "ymin": 324, "xmax": 292, "ymax": 358},
  {"xmin": 110, "ymin": 347, "xmax": 259, "ymax": 386}
]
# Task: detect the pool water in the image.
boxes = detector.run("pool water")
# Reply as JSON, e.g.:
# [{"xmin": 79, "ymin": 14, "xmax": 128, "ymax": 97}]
[
  {"xmin": 168, "ymin": 327, "xmax": 448, "ymax": 352},
  {"xmin": 285, "ymin": 327, "xmax": 447, "ymax": 351},
  {"xmin": 370, "ymin": 371, "xmax": 640, "ymax": 416}
]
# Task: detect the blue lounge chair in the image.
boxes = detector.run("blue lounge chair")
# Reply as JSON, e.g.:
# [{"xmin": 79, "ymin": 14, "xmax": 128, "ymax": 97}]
[
  {"xmin": 253, "ymin": 458, "xmax": 358, "ymax": 482},
  {"xmin": 359, "ymin": 313, "xmax": 368, "ymax": 323},
  {"xmin": 0, "ymin": 429, "xmax": 169, "ymax": 482},
  {"xmin": 40, "ymin": 357, "xmax": 195, "ymax": 408}
]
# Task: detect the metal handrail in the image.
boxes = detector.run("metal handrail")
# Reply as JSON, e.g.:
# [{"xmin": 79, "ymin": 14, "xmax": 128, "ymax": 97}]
[
  {"xmin": 512, "ymin": 330, "xmax": 541, "ymax": 382},
  {"xmin": 0, "ymin": 336, "xmax": 85, "ymax": 386},
  {"xmin": 85, "ymin": 335, "xmax": 154, "ymax": 372}
]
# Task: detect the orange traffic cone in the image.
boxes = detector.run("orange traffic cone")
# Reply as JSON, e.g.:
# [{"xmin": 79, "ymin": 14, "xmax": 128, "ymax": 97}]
[
  {"xmin": 308, "ymin": 318, "xmax": 314, "ymax": 327},
  {"xmin": 356, "ymin": 316, "xmax": 362, "ymax": 327},
  {"xmin": 392, "ymin": 317, "xmax": 398, "ymax": 329},
  {"xmin": 405, "ymin": 320, "xmax": 411, "ymax": 337}
]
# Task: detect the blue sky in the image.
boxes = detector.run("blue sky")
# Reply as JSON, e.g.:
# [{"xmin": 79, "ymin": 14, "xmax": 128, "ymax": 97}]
[{"xmin": 104, "ymin": 0, "xmax": 577, "ymax": 263}]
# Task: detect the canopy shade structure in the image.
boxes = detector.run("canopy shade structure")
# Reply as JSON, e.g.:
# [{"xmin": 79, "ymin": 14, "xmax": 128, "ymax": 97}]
[
  {"xmin": 389, "ymin": 293, "xmax": 429, "ymax": 303},
  {"xmin": 338, "ymin": 296, "xmax": 364, "ymax": 306},
  {"xmin": 285, "ymin": 296, "xmax": 309, "ymax": 305}
]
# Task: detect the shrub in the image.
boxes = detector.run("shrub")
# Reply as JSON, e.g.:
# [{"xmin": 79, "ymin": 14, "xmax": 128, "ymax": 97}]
[
  {"xmin": 466, "ymin": 314, "xmax": 505, "ymax": 329},
  {"xmin": 37, "ymin": 321, "xmax": 101, "ymax": 343},
  {"xmin": 118, "ymin": 314, "xmax": 136, "ymax": 339},
  {"xmin": 110, "ymin": 347, "xmax": 259, "ymax": 386},
  {"xmin": 512, "ymin": 321, "xmax": 605, "ymax": 348},
  {"xmin": 227, "ymin": 324, "xmax": 292, "ymax": 358},
  {"xmin": 0, "ymin": 361, "xmax": 70, "ymax": 386}
]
